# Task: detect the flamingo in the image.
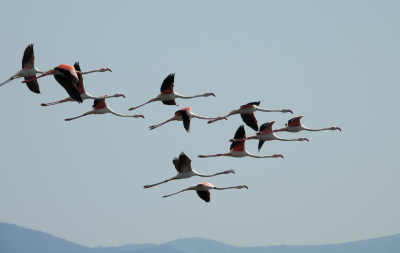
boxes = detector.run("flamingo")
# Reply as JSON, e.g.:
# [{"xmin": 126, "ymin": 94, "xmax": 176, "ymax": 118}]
[
  {"xmin": 207, "ymin": 101, "xmax": 292, "ymax": 131},
  {"xmin": 149, "ymin": 107, "xmax": 225, "ymax": 132},
  {"xmin": 274, "ymin": 115, "xmax": 341, "ymax": 133},
  {"xmin": 0, "ymin": 44, "xmax": 43, "ymax": 94},
  {"xmin": 41, "ymin": 62, "xmax": 124, "ymax": 106},
  {"xmin": 65, "ymin": 95, "xmax": 144, "ymax": 121},
  {"xmin": 198, "ymin": 125, "xmax": 284, "ymax": 159},
  {"xmin": 128, "ymin": 73, "xmax": 215, "ymax": 111},
  {"xmin": 229, "ymin": 121, "xmax": 309, "ymax": 152},
  {"xmin": 162, "ymin": 182, "xmax": 248, "ymax": 203},
  {"xmin": 22, "ymin": 64, "xmax": 111, "ymax": 103},
  {"xmin": 143, "ymin": 152, "xmax": 235, "ymax": 189}
]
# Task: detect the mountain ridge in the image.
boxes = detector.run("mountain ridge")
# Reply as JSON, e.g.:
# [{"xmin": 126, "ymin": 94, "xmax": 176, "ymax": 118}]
[{"xmin": 1, "ymin": 222, "xmax": 399, "ymax": 253}]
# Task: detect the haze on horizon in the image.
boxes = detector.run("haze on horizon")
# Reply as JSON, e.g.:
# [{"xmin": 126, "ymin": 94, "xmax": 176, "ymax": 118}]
[{"xmin": 0, "ymin": 0, "xmax": 399, "ymax": 248}]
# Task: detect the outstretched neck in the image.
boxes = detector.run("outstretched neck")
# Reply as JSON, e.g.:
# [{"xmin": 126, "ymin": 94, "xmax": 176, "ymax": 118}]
[
  {"xmin": 191, "ymin": 113, "xmax": 218, "ymax": 120},
  {"xmin": 76, "ymin": 69, "xmax": 109, "ymax": 75},
  {"xmin": 302, "ymin": 126, "xmax": 330, "ymax": 131},
  {"xmin": 214, "ymin": 186, "xmax": 242, "ymax": 190}
]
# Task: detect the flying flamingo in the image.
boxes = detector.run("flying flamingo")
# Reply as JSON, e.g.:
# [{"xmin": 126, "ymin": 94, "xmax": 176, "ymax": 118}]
[
  {"xmin": 128, "ymin": 73, "xmax": 215, "ymax": 111},
  {"xmin": 162, "ymin": 182, "xmax": 248, "ymax": 203},
  {"xmin": 207, "ymin": 101, "xmax": 292, "ymax": 131},
  {"xmin": 41, "ymin": 62, "xmax": 124, "ymax": 106},
  {"xmin": 143, "ymin": 152, "xmax": 235, "ymax": 188},
  {"xmin": 149, "ymin": 107, "xmax": 225, "ymax": 132},
  {"xmin": 65, "ymin": 95, "xmax": 144, "ymax": 121},
  {"xmin": 22, "ymin": 64, "xmax": 111, "ymax": 103},
  {"xmin": 229, "ymin": 121, "xmax": 309, "ymax": 152},
  {"xmin": 0, "ymin": 44, "xmax": 43, "ymax": 94},
  {"xmin": 198, "ymin": 125, "xmax": 284, "ymax": 159},
  {"xmin": 274, "ymin": 115, "xmax": 341, "ymax": 133}
]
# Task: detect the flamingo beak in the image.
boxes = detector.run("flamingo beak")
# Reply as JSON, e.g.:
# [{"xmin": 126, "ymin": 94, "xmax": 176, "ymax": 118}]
[
  {"xmin": 210, "ymin": 93, "xmax": 216, "ymax": 97},
  {"xmin": 338, "ymin": 127, "xmax": 341, "ymax": 131},
  {"xmin": 119, "ymin": 94, "xmax": 125, "ymax": 98},
  {"xmin": 244, "ymin": 186, "xmax": 248, "ymax": 189},
  {"xmin": 306, "ymin": 138, "xmax": 309, "ymax": 142},
  {"xmin": 106, "ymin": 68, "xmax": 112, "ymax": 72},
  {"xmin": 288, "ymin": 110, "xmax": 293, "ymax": 114}
]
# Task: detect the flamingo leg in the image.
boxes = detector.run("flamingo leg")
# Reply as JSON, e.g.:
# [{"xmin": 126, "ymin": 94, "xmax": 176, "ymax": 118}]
[
  {"xmin": 129, "ymin": 99, "xmax": 155, "ymax": 111},
  {"xmin": 207, "ymin": 116, "xmax": 229, "ymax": 124},
  {"xmin": 162, "ymin": 189, "xmax": 188, "ymax": 198},
  {"xmin": 149, "ymin": 119, "xmax": 172, "ymax": 130},
  {"xmin": 22, "ymin": 73, "xmax": 49, "ymax": 83},
  {"xmin": 41, "ymin": 98, "xmax": 71, "ymax": 106},
  {"xmin": 65, "ymin": 114, "xmax": 88, "ymax": 121}
]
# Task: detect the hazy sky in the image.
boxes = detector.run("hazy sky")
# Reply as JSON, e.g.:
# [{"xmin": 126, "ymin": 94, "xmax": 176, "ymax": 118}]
[{"xmin": 0, "ymin": 0, "xmax": 399, "ymax": 248}]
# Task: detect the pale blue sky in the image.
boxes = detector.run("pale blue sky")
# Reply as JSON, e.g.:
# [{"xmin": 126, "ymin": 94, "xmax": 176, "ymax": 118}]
[{"xmin": 0, "ymin": 0, "xmax": 399, "ymax": 248}]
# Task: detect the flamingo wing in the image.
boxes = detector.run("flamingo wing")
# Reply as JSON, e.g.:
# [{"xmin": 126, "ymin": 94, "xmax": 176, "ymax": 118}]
[
  {"xmin": 22, "ymin": 44, "xmax": 34, "ymax": 69},
  {"xmin": 230, "ymin": 125, "xmax": 246, "ymax": 150},
  {"xmin": 241, "ymin": 113, "xmax": 258, "ymax": 131},
  {"xmin": 196, "ymin": 190, "xmax": 211, "ymax": 203},
  {"xmin": 259, "ymin": 121, "xmax": 274, "ymax": 132},
  {"xmin": 54, "ymin": 75, "xmax": 82, "ymax": 103},
  {"xmin": 176, "ymin": 109, "xmax": 190, "ymax": 132},
  {"xmin": 73, "ymin": 62, "xmax": 84, "ymax": 93},
  {"xmin": 178, "ymin": 152, "xmax": 192, "ymax": 173},
  {"xmin": 286, "ymin": 116, "xmax": 302, "ymax": 127},
  {"xmin": 24, "ymin": 76, "xmax": 40, "ymax": 94},
  {"xmin": 240, "ymin": 101, "xmax": 260, "ymax": 108},
  {"xmin": 55, "ymin": 66, "xmax": 79, "ymax": 85},
  {"xmin": 160, "ymin": 73, "xmax": 175, "ymax": 93},
  {"xmin": 162, "ymin": 99, "xmax": 177, "ymax": 105},
  {"xmin": 258, "ymin": 140, "xmax": 266, "ymax": 152}
]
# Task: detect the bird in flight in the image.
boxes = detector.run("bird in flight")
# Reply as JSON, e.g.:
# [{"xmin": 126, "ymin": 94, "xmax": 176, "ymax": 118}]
[
  {"xmin": 0, "ymin": 44, "xmax": 43, "ymax": 94},
  {"xmin": 274, "ymin": 115, "xmax": 341, "ymax": 132},
  {"xmin": 198, "ymin": 125, "xmax": 284, "ymax": 158},
  {"xmin": 129, "ymin": 73, "xmax": 215, "ymax": 110},
  {"xmin": 149, "ymin": 107, "xmax": 225, "ymax": 132},
  {"xmin": 207, "ymin": 101, "xmax": 292, "ymax": 131},
  {"xmin": 41, "ymin": 62, "xmax": 124, "ymax": 106},
  {"xmin": 229, "ymin": 120, "xmax": 309, "ymax": 152},
  {"xmin": 143, "ymin": 152, "xmax": 235, "ymax": 188},
  {"xmin": 162, "ymin": 182, "xmax": 248, "ymax": 203},
  {"xmin": 65, "ymin": 95, "xmax": 144, "ymax": 121}
]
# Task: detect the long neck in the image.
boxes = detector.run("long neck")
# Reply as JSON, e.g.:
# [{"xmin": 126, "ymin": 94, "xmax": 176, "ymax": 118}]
[
  {"xmin": 245, "ymin": 151, "xmax": 277, "ymax": 158},
  {"xmin": 214, "ymin": 186, "xmax": 242, "ymax": 190},
  {"xmin": 175, "ymin": 93, "xmax": 205, "ymax": 99},
  {"xmin": 144, "ymin": 180, "xmax": 169, "ymax": 188},
  {"xmin": 302, "ymin": 126, "xmax": 331, "ymax": 131},
  {"xmin": 191, "ymin": 113, "xmax": 218, "ymax": 120},
  {"xmin": 274, "ymin": 135, "xmax": 302, "ymax": 141},
  {"xmin": 195, "ymin": 170, "xmax": 231, "ymax": 177},
  {"xmin": 87, "ymin": 94, "xmax": 120, "ymax": 100},
  {"xmin": 198, "ymin": 153, "xmax": 230, "ymax": 158},
  {"xmin": 76, "ymin": 69, "xmax": 105, "ymax": 75},
  {"xmin": 109, "ymin": 108, "xmax": 136, "ymax": 118}
]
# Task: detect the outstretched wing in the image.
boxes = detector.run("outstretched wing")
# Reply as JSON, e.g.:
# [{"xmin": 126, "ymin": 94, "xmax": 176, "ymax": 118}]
[
  {"xmin": 286, "ymin": 116, "xmax": 302, "ymax": 127},
  {"xmin": 22, "ymin": 44, "xmax": 34, "ymax": 69},
  {"xmin": 172, "ymin": 157, "xmax": 180, "ymax": 172},
  {"xmin": 162, "ymin": 99, "xmax": 177, "ymax": 105},
  {"xmin": 230, "ymin": 125, "xmax": 246, "ymax": 150},
  {"xmin": 259, "ymin": 121, "xmax": 274, "ymax": 132},
  {"xmin": 160, "ymin": 73, "xmax": 175, "ymax": 93},
  {"xmin": 258, "ymin": 140, "xmax": 266, "ymax": 152},
  {"xmin": 196, "ymin": 190, "xmax": 211, "ymax": 203},
  {"xmin": 73, "ymin": 62, "xmax": 84, "ymax": 92},
  {"xmin": 178, "ymin": 152, "xmax": 192, "ymax": 173},
  {"xmin": 240, "ymin": 101, "xmax": 260, "ymax": 109},
  {"xmin": 55, "ymin": 66, "xmax": 79, "ymax": 85},
  {"xmin": 176, "ymin": 109, "xmax": 190, "ymax": 132},
  {"xmin": 240, "ymin": 113, "xmax": 258, "ymax": 131},
  {"xmin": 54, "ymin": 75, "xmax": 82, "ymax": 103},
  {"xmin": 24, "ymin": 76, "xmax": 40, "ymax": 94}
]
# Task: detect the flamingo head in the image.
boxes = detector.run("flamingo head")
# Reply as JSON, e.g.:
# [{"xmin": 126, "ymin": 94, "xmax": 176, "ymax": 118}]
[
  {"xmin": 283, "ymin": 109, "xmax": 293, "ymax": 114},
  {"xmin": 116, "ymin": 93, "xmax": 125, "ymax": 98},
  {"xmin": 238, "ymin": 185, "xmax": 248, "ymax": 189},
  {"xmin": 273, "ymin": 154, "xmax": 284, "ymax": 159},
  {"xmin": 300, "ymin": 137, "xmax": 309, "ymax": 142},
  {"xmin": 133, "ymin": 114, "xmax": 145, "ymax": 118},
  {"xmin": 204, "ymin": 92, "xmax": 215, "ymax": 97},
  {"xmin": 331, "ymin": 126, "xmax": 341, "ymax": 131},
  {"xmin": 100, "ymin": 68, "xmax": 112, "ymax": 72}
]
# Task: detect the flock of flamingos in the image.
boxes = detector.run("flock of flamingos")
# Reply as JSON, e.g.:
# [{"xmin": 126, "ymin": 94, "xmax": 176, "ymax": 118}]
[{"xmin": 1, "ymin": 44, "xmax": 341, "ymax": 203}]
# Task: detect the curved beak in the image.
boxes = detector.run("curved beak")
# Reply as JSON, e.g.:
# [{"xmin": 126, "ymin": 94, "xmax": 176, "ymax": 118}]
[
  {"xmin": 107, "ymin": 68, "xmax": 112, "ymax": 72},
  {"xmin": 211, "ymin": 93, "xmax": 216, "ymax": 97}
]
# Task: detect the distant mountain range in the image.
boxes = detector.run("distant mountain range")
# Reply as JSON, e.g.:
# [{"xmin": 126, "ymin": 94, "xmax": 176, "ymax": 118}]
[{"xmin": 1, "ymin": 222, "xmax": 399, "ymax": 253}]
